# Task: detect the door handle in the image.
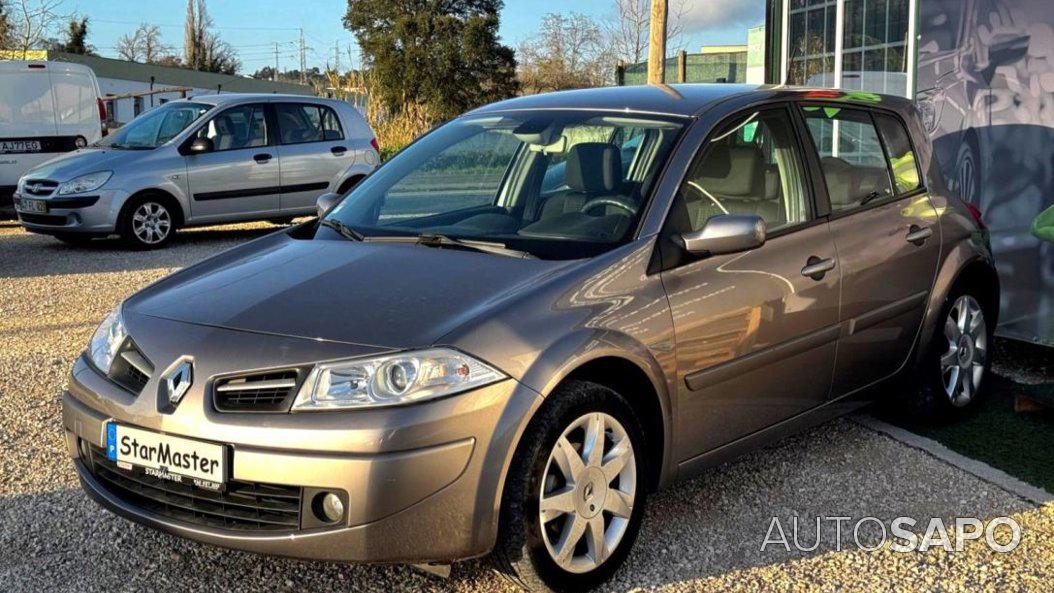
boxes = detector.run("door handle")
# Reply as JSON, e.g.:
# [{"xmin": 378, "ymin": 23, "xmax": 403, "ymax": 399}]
[
  {"xmin": 906, "ymin": 224, "xmax": 933, "ymax": 245},
  {"xmin": 801, "ymin": 256, "xmax": 836, "ymax": 280},
  {"xmin": 330, "ymin": 146, "xmax": 347, "ymax": 155},
  {"xmin": 253, "ymin": 153, "xmax": 272, "ymax": 163}
]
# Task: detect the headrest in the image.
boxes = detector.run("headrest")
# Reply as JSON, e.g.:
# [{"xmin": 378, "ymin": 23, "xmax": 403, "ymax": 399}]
[
  {"xmin": 565, "ymin": 143, "xmax": 622, "ymax": 193},
  {"xmin": 700, "ymin": 144, "xmax": 763, "ymax": 197}
]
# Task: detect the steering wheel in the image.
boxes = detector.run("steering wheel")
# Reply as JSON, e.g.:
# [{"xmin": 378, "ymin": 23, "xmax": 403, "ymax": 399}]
[{"xmin": 579, "ymin": 196, "xmax": 639, "ymax": 216}]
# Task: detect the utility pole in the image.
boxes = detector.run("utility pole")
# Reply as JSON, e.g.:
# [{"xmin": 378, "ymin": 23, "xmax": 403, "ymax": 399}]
[
  {"xmin": 647, "ymin": 0, "xmax": 668, "ymax": 84},
  {"xmin": 273, "ymin": 42, "xmax": 279, "ymax": 81},
  {"xmin": 299, "ymin": 28, "xmax": 307, "ymax": 84},
  {"xmin": 334, "ymin": 41, "xmax": 341, "ymax": 72}
]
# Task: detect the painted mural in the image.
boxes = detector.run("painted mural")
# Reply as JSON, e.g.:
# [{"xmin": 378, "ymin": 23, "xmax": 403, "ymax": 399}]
[{"xmin": 917, "ymin": 0, "xmax": 1054, "ymax": 345}]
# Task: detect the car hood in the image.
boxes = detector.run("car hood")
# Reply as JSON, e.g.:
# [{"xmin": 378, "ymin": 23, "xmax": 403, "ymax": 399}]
[
  {"xmin": 128, "ymin": 232, "xmax": 574, "ymax": 349},
  {"xmin": 26, "ymin": 148, "xmax": 144, "ymax": 181}
]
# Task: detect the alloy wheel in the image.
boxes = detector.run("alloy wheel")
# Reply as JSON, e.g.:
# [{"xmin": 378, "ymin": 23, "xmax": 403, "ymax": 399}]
[
  {"xmin": 940, "ymin": 295, "xmax": 987, "ymax": 407},
  {"xmin": 131, "ymin": 202, "xmax": 172, "ymax": 245},
  {"xmin": 538, "ymin": 412, "xmax": 636, "ymax": 574}
]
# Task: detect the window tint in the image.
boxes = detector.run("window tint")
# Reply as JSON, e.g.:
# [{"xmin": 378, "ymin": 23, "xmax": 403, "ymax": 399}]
[
  {"xmin": 672, "ymin": 109, "xmax": 811, "ymax": 234},
  {"xmin": 802, "ymin": 106, "xmax": 893, "ymax": 212},
  {"xmin": 275, "ymin": 103, "xmax": 344, "ymax": 144},
  {"xmin": 873, "ymin": 113, "xmax": 921, "ymax": 194},
  {"xmin": 194, "ymin": 104, "xmax": 268, "ymax": 151}
]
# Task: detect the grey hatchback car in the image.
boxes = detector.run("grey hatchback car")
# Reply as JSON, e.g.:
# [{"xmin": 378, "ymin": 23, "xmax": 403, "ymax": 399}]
[
  {"xmin": 15, "ymin": 94, "xmax": 378, "ymax": 248},
  {"xmin": 62, "ymin": 85, "xmax": 998, "ymax": 592}
]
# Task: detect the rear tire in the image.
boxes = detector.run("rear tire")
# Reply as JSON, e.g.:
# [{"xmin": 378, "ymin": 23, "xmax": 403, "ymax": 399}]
[
  {"xmin": 117, "ymin": 195, "xmax": 176, "ymax": 249},
  {"xmin": 492, "ymin": 381, "xmax": 647, "ymax": 592},
  {"xmin": 914, "ymin": 285, "xmax": 993, "ymax": 418}
]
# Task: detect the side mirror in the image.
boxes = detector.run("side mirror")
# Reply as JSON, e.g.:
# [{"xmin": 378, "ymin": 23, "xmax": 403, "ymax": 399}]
[
  {"xmin": 316, "ymin": 192, "xmax": 343, "ymax": 218},
  {"xmin": 678, "ymin": 214, "xmax": 766, "ymax": 256},
  {"xmin": 188, "ymin": 137, "xmax": 214, "ymax": 154}
]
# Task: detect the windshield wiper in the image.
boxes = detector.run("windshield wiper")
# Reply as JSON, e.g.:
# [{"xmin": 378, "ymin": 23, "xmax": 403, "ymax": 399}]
[
  {"xmin": 365, "ymin": 233, "xmax": 535, "ymax": 259},
  {"xmin": 320, "ymin": 218, "xmax": 365, "ymax": 241}
]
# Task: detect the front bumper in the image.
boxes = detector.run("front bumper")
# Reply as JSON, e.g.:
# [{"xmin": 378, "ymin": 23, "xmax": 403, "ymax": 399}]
[
  {"xmin": 15, "ymin": 188, "xmax": 130, "ymax": 234},
  {"xmin": 62, "ymin": 346, "xmax": 543, "ymax": 563}
]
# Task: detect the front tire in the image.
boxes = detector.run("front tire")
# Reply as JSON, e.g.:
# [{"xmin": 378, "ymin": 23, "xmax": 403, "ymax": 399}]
[
  {"xmin": 118, "ymin": 197, "xmax": 176, "ymax": 249},
  {"xmin": 493, "ymin": 381, "xmax": 647, "ymax": 592}
]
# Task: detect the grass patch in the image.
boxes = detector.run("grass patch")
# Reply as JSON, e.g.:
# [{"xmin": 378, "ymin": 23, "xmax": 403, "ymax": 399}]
[{"xmin": 884, "ymin": 373, "xmax": 1054, "ymax": 493}]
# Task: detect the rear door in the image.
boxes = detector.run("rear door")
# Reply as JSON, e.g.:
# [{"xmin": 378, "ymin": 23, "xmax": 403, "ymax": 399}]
[
  {"xmin": 0, "ymin": 66, "xmax": 58, "ymax": 192},
  {"xmin": 799, "ymin": 105, "xmax": 941, "ymax": 396},
  {"xmin": 660, "ymin": 106, "xmax": 842, "ymax": 460},
  {"xmin": 272, "ymin": 102, "xmax": 354, "ymax": 212},
  {"xmin": 185, "ymin": 102, "xmax": 280, "ymax": 220}
]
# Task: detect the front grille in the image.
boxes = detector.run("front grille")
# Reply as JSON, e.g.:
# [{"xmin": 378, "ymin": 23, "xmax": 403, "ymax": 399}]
[
  {"xmin": 214, "ymin": 370, "xmax": 300, "ymax": 412},
  {"xmin": 18, "ymin": 212, "xmax": 67, "ymax": 225},
  {"xmin": 86, "ymin": 445, "xmax": 302, "ymax": 531},
  {"xmin": 21, "ymin": 179, "xmax": 58, "ymax": 197},
  {"xmin": 109, "ymin": 342, "xmax": 153, "ymax": 394}
]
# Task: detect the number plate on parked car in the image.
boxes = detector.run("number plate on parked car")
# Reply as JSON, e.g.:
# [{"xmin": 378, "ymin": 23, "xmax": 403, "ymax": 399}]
[
  {"xmin": 0, "ymin": 140, "xmax": 41, "ymax": 153},
  {"xmin": 14, "ymin": 198, "xmax": 46, "ymax": 213},
  {"xmin": 105, "ymin": 423, "xmax": 227, "ymax": 487}
]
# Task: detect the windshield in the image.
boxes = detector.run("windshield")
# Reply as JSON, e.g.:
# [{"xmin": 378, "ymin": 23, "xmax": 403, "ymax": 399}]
[
  {"xmin": 322, "ymin": 110, "xmax": 685, "ymax": 259},
  {"xmin": 98, "ymin": 102, "xmax": 211, "ymax": 149}
]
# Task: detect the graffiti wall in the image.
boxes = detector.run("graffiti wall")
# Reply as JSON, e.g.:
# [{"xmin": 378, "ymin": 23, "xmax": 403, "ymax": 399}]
[{"xmin": 917, "ymin": 0, "xmax": 1054, "ymax": 345}]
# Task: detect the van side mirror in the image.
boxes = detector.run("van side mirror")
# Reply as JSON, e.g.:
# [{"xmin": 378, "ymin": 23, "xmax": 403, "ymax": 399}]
[
  {"xmin": 188, "ymin": 137, "xmax": 214, "ymax": 154},
  {"xmin": 316, "ymin": 192, "xmax": 343, "ymax": 218},
  {"xmin": 678, "ymin": 214, "xmax": 766, "ymax": 256}
]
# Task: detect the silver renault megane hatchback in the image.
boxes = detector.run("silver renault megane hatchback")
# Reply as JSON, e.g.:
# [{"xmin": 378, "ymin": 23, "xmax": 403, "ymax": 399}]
[{"xmin": 63, "ymin": 85, "xmax": 998, "ymax": 592}]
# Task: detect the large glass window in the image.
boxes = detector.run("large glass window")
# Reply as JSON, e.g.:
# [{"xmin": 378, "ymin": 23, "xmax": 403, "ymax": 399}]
[
  {"xmin": 803, "ymin": 106, "xmax": 894, "ymax": 212},
  {"xmin": 840, "ymin": 0, "xmax": 909, "ymax": 95},
  {"xmin": 672, "ymin": 109, "xmax": 811, "ymax": 234},
  {"xmin": 787, "ymin": 0, "xmax": 837, "ymax": 87}
]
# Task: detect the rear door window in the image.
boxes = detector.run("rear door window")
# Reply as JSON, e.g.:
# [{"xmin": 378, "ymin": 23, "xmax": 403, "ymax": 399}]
[
  {"xmin": 801, "ymin": 106, "xmax": 894, "ymax": 213},
  {"xmin": 275, "ymin": 103, "xmax": 344, "ymax": 144},
  {"xmin": 0, "ymin": 70, "xmax": 55, "ymax": 128},
  {"xmin": 873, "ymin": 113, "xmax": 922, "ymax": 194}
]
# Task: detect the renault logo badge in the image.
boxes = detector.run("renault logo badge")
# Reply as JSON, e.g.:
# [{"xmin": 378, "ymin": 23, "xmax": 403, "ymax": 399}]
[{"xmin": 163, "ymin": 359, "xmax": 193, "ymax": 406}]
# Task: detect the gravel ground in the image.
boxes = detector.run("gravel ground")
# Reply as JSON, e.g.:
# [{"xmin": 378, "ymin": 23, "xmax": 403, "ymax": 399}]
[{"xmin": 1, "ymin": 221, "xmax": 1052, "ymax": 592}]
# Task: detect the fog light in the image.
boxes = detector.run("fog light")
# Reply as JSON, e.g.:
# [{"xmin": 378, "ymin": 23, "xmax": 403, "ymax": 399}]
[{"xmin": 313, "ymin": 492, "xmax": 345, "ymax": 523}]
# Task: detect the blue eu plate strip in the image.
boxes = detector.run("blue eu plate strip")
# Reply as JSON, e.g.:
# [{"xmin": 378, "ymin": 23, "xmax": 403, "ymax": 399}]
[{"xmin": 106, "ymin": 423, "xmax": 117, "ymax": 460}]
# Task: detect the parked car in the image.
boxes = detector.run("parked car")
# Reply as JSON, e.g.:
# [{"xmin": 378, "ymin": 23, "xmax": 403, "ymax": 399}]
[
  {"xmin": 62, "ymin": 85, "xmax": 998, "ymax": 591},
  {"xmin": 14, "ymin": 93, "xmax": 378, "ymax": 247},
  {"xmin": 0, "ymin": 60, "xmax": 105, "ymax": 218}
]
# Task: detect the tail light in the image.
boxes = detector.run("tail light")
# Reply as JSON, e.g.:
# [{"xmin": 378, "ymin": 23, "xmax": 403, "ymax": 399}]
[
  {"xmin": 964, "ymin": 201, "xmax": 986, "ymax": 230},
  {"xmin": 369, "ymin": 137, "xmax": 379, "ymax": 152},
  {"xmin": 97, "ymin": 98, "xmax": 108, "ymax": 137}
]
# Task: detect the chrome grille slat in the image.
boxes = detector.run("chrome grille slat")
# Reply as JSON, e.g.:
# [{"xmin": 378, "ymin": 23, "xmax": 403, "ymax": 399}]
[{"xmin": 213, "ymin": 370, "xmax": 300, "ymax": 412}]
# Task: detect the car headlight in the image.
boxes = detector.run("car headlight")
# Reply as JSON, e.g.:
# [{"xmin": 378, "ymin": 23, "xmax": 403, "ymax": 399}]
[
  {"xmin": 57, "ymin": 171, "xmax": 112, "ymax": 195},
  {"xmin": 291, "ymin": 348, "xmax": 506, "ymax": 411},
  {"xmin": 88, "ymin": 305, "xmax": 126, "ymax": 374}
]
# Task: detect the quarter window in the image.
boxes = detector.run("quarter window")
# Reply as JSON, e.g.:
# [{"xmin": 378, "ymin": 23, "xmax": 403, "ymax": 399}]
[
  {"xmin": 274, "ymin": 103, "xmax": 344, "ymax": 144},
  {"xmin": 193, "ymin": 104, "xmax": 268, "ymax": 151},
  {"xmin": 873, "ymin": 113, "xmax": 921, "ymax": 194},
  {"xmin": 802, "ymin": 106, "xmax": 893, "ymax": 212},
  {"xmin": 671, "ymin": 108, "xmax": 811, "ymax": 234}
]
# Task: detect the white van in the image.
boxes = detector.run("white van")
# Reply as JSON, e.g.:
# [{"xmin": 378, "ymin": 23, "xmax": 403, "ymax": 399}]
[{"xmin": 0, "ymin": 60, "xmax": 105, "ymax": 216}]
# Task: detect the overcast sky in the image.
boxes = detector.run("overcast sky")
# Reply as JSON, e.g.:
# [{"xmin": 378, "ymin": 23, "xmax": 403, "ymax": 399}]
[{"xmin": 69, "ymin": 0, "xmax": 766, "ymax": 73}]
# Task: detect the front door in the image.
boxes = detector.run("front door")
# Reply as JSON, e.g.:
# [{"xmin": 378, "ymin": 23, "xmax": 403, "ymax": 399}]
[
  {"xmin": 799, "ymin": 105, "xmax": 941, "ymax": 396},
  {"xmin": 660, "ymin": 106, "xmax": 842, "ymax": 460},
  {"xmin": 185, "ymin": 103, "xmax": 279, "ymax": 220},
  {"xmin": 272, "ymin": 102, "xmax": 353, "ymax": 212}
]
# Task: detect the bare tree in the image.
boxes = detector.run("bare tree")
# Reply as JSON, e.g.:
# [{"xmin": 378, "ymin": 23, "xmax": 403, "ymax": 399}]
[
  {"xmin": 608, "ymin": 0, "xmax": 688, "ymax": 65},
  {"xmin": 518, "ymin": 12, "xmax": 612, "ymax": 94},
  {"xmin": 8, "ymin": 0, "xmax": 66, "ymax": 54},
  {"xmin": 0, "ymin": 1, "xmax": 13, "ymax": 49},
  {"xmin": 117, "ymin": 23, "xmax": 171, "ymax": 63},
  {"xmin": 183, "ymin": 0, "xmax": 238, "ymax": 74}
]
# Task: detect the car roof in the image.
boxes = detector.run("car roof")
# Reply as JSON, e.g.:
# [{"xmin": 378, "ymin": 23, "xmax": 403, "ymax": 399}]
[
  {"xmin": 468, "ymin": 84, "xmax": 917, "ymax": 119},
  {"xmin": 181, "ymin": 93, "xmax": 335, "ymax": 107},
  {"xmin": 0, "ymin": 60, "xmax": 94, "ymax": 75}
]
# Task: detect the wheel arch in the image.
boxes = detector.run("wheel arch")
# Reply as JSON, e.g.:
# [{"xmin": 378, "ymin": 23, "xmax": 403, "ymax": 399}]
[{"xmin": 118, "ymin": 188, "xmax": 186, "ymax": 228}]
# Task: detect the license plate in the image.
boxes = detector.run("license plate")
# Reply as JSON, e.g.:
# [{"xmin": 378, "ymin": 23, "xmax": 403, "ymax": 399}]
[
  {"xmin": 0, "ymin": 140, "xmax": 41, "ymax": 153},
  {"xmin": 106, "ymin": 423, "xmax": 227, "ymax": 487},
  {"xmin": 15, "ymin": 198, "xmax": 46, "ymax": 213}
]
